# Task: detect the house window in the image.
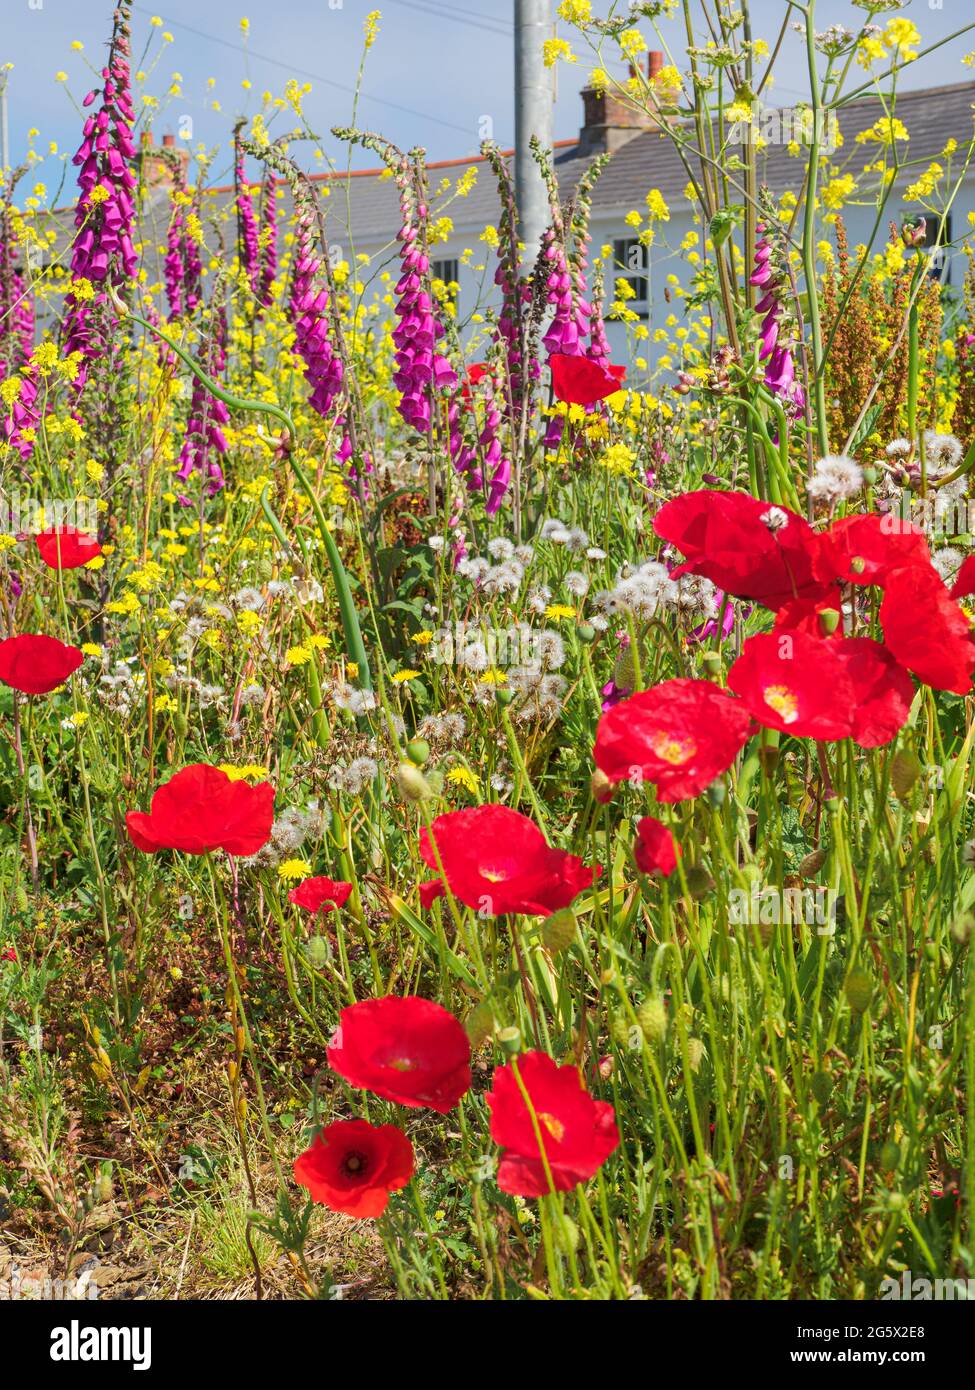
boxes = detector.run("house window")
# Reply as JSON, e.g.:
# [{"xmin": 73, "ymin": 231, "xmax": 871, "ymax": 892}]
[
  {"xmin": 431, "ymin": 257, "xmax": 460, "ymax": 287},
  {"xmin": 919, "ymin": 213, "xmax": 952, "ymax": 282},
  {"xmin": 609, "ymin": 237, "xmax": 649, "ymax": 319}
]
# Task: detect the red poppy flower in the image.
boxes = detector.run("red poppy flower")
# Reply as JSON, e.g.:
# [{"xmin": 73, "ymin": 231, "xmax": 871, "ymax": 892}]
[
  {"xmin": 418, "ymin": 879, "xmax": 445, "ymax": 910},
  {"xmin": 487, "ymin": 1051, "xmax": 619, "ymax": 1196},
  {"xmin": 773, "ymin": 595, "xmax": 843, "ymax": 641},
  {"xmin": 550, "ymin": 353, "xmax": 622, "ymax": 406},
  {"xmin": 594, "ymin": 678, "xmax": 752, "ymax": 803},
  {"xmin": 419, "ymin": 805, "xmax": 597, "ymax": 916},
  {"xmin": 831, "ymin": 638, "xmax": 914, "ymax": 748},
  {"xmin": 0, "ymin": 634, "xmax": 85, "ymax": 695},
  {"xmin": 634, "ymin": 816, "xmax": 681, "ymax": 877},
  {"xmin": 824, "ymin": 513, "xmax": 930, "ymax": 588},
  {"xmin": 950, "ymin": 555, "xmax": 975, "ymax": 601},
  {"xmin": 327, "ymin": 995, "xmax": 471, "ymax": 1113},
  {"xmin": 125, "ymin": 763, "xmax": 275, "ymax": 856},
  {"xmin": 288, "ymin": 876, "xmax": 353, "ymax": 915},
  {"xmin": 293, "ymin": 1118, "xmax": 413, "ymax": 1219},
  {"xmin": 880, "ymin": 564, "xmax": 975, "ymax": 695},
  {"xmin": 728, "ymin": 631, "xmax": 855, "ymax": 740},
  {"xmin": 35, "ymin": 527, "xmax": 102, "ymax": 570},
  {"xmin": 654, "ymin": 490, "xmax": 832, "ymax": 611}
]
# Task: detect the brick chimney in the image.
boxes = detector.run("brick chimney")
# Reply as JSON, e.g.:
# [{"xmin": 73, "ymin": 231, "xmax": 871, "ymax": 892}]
[
  {"xmin": 140, "ymin": 131, "xmax": 190, "ymax": 189},
  {"xmin": 577, "ymin": 52, "xmax": 666, "ymax": 156}
]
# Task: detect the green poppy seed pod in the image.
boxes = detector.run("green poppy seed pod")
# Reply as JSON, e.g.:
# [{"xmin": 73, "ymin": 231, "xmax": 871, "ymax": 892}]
[
  {"xmin": 686, "ymin": 1037, "xmax": 705, "ymax": 1072},
  {"xmin": 701, "ymin": 650, "xmax": 722, "ymax": 677},
  {"xmin": 576, "ymin": 623, "xmax": 596, "ymax": 644},
  {"xmin": 879, "ymin": 1140, "xmax": 901, "ymax": 1172},
  {"xmin": 862, "ymin": 465, "xmax": 878, "ymax": 487},
  {"xmin": 304, "ymin": 936, "xmax": 329, "ymax": 969},
  {"xmin": 799, "ymin": 848, "xmax": 828, "ymax": 879},
  {"xmin": 542, "ymin": 908, "xmax": 577, "ymax": 954},
  {"xmin": 495, "ymin": 687, "xmax": 515, "ymax": 707},
  {"xmin": 825, "ymin": 795, "xmax": 843, "ymax": 816},
  {"xmin": 466, "ymin": 999, "xmax": 496, "ymax": 1046},
  {"xmin": 405, "ymin": 738, "xmax": 430, "ymax": 766},
  {"xmin": 396, "ymin": 761, "xmax": 432, "ymax": 801},
  {"xmin": 817, "ymin": 608, "xmax": 841, "ymax": 636},
  {"xmin": 497, "ymin": 1025, "xmax": 521, "ymax": 1056},
  {"xmin": 890, "ymin": 749, "xmax": 922, "ymax": 800},
  {"xmin": 637, "ymin": 994, "xmax": 667, "ymax": 1044},
  {"xmin": 849, "ymin": 555, "xmax": 867, "ymax": 575},
  {"xmin": 845, "ymin": 968, "xmax": 874, "ymax": 1013}
]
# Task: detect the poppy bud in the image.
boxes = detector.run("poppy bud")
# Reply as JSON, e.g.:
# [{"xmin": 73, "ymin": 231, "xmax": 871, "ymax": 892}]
[
  {"xmin": 173, "ymin": 710, "xmax": 189, "ymax": 737},
  {"xmin": 495, "ymin": 687, "xmax": 515, "ymax": 707},
  {"xmin": 396, "ymin": 761, "xmax": 432, "ymax": 801},
  {"xmin": 576, "ymin": 623, "xmax": 596, "ymax": 644},
  {"xmin": 406, "ymin": 738, "xmax": 430, "ymax": 766},
  {"xmin": 683, "ymin": 865, "xmax": 714, "ymax": 899},
  {"xmin": 591, "ymin": 768, "xmax": 615, "ymax": 804},
  {"xmin": 614, "ymin": 648, "xmax": 639, "ymax": 689},
  {"xmin": 497, "ymin": 1025, "xmax": 521, "ymax": 1055},
  {"xmin": 890, "ymin": 749, "xmax": 922, "ymax": 799},
  {"xmin": 951, "ymin": 912, "xmax": 974, "ymax": 945},
  {"xmin": 879, "ymin": 1140, "xmax": 901, "ymax": 1172},
  {"xmin": 637, "ymin": 994, "xmax": 667, "ymax": 1044},
  {"xmin": 304, "ymin": 936, "xmax": 329, "ymax": 969},
  {"xmin": 810, "ymin": 1071, "xmax": 832, "ymax": 1105},
  {"xmin": 844, "ymin": 969, "xmax": 874, "ymax": 1013},
  {"xmin": 817, "ymin": 608, "xmax": 840, "ymax": 636},
  {"xmin": 14, "ymin": 884, "xmax": 28, "ymax": 913},
  {"xmin": 98, "ymin": 1167, "xmax": 114, "ymax": 1203},
  {"xmin": 542, "ymin": 908, "xmax": 577, "ymax": 954},
  {"xmin": 610, "ymin": 1013, "xmax": 632, "ymax": 1047},
  {"xmin": 705, "ymin": 779, "xmax": 726, "ymax": 808},
  {"xmin": 558, "ymin": 1217, "xmax": 581, "ymax": 1254}
]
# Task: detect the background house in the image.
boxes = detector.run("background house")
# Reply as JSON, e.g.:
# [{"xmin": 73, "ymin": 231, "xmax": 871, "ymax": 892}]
[{"xmin": 30, "ymin": 68, "xmax": 975, "ymax": 373}]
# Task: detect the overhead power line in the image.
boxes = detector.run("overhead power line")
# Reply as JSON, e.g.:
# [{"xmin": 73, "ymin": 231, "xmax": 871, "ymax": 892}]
[{"xmin": 129, "ymin": 3, "xmax": 478, "ymax": 137}]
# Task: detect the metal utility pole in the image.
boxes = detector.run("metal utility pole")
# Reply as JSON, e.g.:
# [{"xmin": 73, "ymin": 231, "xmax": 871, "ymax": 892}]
[{"xmin": 514, "ymin": 0, "xmax": 553, "ymax": 264}]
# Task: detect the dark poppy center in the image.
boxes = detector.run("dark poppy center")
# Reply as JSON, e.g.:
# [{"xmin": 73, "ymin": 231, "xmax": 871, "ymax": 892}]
[{"xmin": 343, "ymin": 1150, "xmax": 368, "ymax": 1177}]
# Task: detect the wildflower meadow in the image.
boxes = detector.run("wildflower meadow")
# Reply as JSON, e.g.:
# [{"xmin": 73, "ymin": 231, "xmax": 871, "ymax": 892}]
[{"xmin": 3, "ymin": 0, "xmax": 975, "ymax": 1340}]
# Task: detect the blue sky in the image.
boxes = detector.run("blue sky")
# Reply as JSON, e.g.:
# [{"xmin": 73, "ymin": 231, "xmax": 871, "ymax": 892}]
[{"xmin": 2, "ymin": 0, "xmax": 974, "ymax": 197}]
